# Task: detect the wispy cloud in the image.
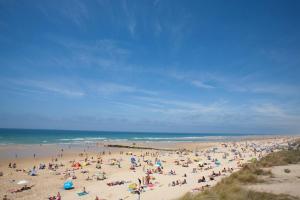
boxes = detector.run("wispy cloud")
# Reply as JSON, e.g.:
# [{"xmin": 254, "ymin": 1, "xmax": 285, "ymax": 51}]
[
  {"xmin": 167, "ymin": 69, "xmax": 299, "ymax": 96},
  {"xmin": 38, "ymin": 0, "xmax": 89, "ymax": 28},
  {"xmin": 135, "ymin": 96, "xmax": 226, "ymax": 116},
  {"xmin": 168, "ymin": 70, "xmax": 216, "ymax": 90},
  {"xmin": 252, "ymin": 103, "xmax": 285, "ymax": 117},
  {"xmin": 191, "ymin": 80, "xmax": 215, "ymax": 89},
  {"xmin": 121, "ymin": 0, "xmax": 137, "ymax": 37},
  {"xmin": 93, "ymin": 82, "xmax": 158, "ymax": 96},
  {"xmin": 5, "ymin": 79, "xmax": 85, "ymax": 97},
  {"xmin": 47, "ymin": 37, "xmax": 131, "ymax": 71},
  {"xmin": 247, "ymin": 83, "xmax": 299, "ymax": 96}
]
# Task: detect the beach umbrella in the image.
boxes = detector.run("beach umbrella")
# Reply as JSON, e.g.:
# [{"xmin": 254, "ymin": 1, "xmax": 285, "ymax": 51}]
[{"xmin": 17, "ymin": 180, "xmax": 29, "ymax": 185}]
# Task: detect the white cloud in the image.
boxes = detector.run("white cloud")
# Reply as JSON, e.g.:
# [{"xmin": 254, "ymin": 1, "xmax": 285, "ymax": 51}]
[
  {"xmin": 128, "ymin": 21, "xmax": 136, "ymax": 37},
  {"xmin": 38, "ymin": 0, "xmax": 89, "ymax": 28},
  {"xmin": 191, "ymin": 80, "xmax": 215, "ymax": 89},
  {"xmin": 97, "ymin": 83, "xmax": 135, "ymax": 95},
  {"xmin": 96, "ymin": 82, "xmax": 157, "ymax": 96},
  {"xmin": 135, "ymin": 96, "xmax": 225, "ymax": 115},
  {"xmin": 167, "ymin": 69, "xmax": 299, "ymax": 96},
  {"xmin": 252, "ymin": 103, "xmax": 285, "ymax": 117},
  {"xmin": 168, "ymin": 71, "xmax": 216, "ymax": 89},
  {"xmin": 6, "ymin": 79, "xmax": 85, "ymax": 97},
  {"xmin": 47, "ymin": 37, "xmax": 131, "ymax": 71}
]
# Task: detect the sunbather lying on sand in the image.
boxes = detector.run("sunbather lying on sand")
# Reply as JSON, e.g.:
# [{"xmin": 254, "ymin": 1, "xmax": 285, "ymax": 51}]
[
  {"xmin": 107, "ymin": 181, "xmax": 125, "ymax": 186},
  {"xmin": 10, "ymin": 185, "xmax": 34, "ymax": 193}
]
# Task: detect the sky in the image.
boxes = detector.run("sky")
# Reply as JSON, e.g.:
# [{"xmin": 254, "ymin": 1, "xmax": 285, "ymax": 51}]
[{"xmin": 0, "ymin": 0, "xmax": 300, "ymax": 134}]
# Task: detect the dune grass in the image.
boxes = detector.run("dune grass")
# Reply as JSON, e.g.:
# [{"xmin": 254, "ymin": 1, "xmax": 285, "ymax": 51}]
[
  {"xmin": 179, "ymin": 140, "xmax": 300, "ymax": 200},
  {"xmin": 256, "ymin": 149, "xmax": 300, "ymax": 168}
]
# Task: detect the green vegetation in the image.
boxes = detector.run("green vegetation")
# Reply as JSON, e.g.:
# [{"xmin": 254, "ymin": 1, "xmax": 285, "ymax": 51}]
[
  {"xmin": 179, "ymin": 140, "xmax": 300, "ymax": 200},
  {"xmin": 256, "ymin": 150, "xmax": 300, "ymax": 168}
]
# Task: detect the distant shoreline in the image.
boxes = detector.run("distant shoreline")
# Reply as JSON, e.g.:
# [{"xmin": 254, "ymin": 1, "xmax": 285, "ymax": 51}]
[{"xmin": 1, "ymin": 135, "xmax": 299, "ymax": 160}]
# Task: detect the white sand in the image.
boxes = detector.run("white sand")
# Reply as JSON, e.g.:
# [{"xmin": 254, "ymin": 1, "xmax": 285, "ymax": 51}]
[
  {"xmin": 0, "ymin": 137, "xmax": 295, "ymax": 200},
  {"xmin": 247, "ymin": 164, "xmax": 300, "ymax": 197}
]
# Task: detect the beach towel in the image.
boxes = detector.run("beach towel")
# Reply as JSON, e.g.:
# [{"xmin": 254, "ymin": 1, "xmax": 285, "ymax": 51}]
[{"xmin": 77, "ymin": 191, "xmax": 88, "ymax": 196}]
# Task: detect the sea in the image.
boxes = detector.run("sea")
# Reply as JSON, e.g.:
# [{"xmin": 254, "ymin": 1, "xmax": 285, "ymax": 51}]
[{"xmin": 0, "ymin": 128, "xmax": 284, "ymax": 145}]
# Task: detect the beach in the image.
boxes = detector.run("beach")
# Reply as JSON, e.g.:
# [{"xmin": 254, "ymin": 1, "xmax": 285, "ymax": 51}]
[{"xmin": 0, "ymin": 136, "xmax": 297, "ymax": 200}]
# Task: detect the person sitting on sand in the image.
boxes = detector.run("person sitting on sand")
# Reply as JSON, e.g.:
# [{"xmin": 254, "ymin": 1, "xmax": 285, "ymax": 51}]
[
  {"xmin": 145, "ymin": 175, "xmax": 150, "ymax": 185},
  {"xmin": 212, "ymin": 171, "xmax": 217, "ymax": 176},
  {"xmin": 2, "ymin": 195, "xmax": 9, "ymax": 200},
  {"xmin": 39, "ymin": 163, "xmax": 46, "ymax": 169},
  {"xmin": 56, "ymin": 192, "xmax": 61, "ymax": 200},
  {"xmin": 182, "ymin": 163, "xmax": 188, "ymax": 167},
  {"xmin": 171, "ymin": 181, "xmax": 176, "ymax": 187},
  {"xmin": 198, "ymin": 176, "xmax": 206, "ymax": 183},
  {"xmin": 8, "ymin": 163, "xmax": 12, "ymax": 168},
  {"xmin": 181, "ymin": 179, "xmax": 187, "ymax": 185},
  {"xmin": 12, "ymin": 163, "xmax": 16, "ymax": 168}
]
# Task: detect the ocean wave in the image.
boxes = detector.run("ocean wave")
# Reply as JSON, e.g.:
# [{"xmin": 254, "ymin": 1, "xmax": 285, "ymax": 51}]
[
  {"xmin": 58, "ymin": 137, "xmax": 107, "ymax": 141},
  {"xmin": 131, "ymin": 136, "xmax": 227, "ymax": 140},
  {"xmin": 108, "ymin": 139, "xmax": 129, "ymax": 141}
]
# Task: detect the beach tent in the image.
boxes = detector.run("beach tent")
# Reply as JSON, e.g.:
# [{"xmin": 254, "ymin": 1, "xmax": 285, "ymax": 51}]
[
  {"xmin": 72, "ymin": 162, "xmax": 81, "ymax": 169},
  {"xmin": 64, "ymin": 181, "xmax": 74, "ymax": 190},
  {"xmin": 72, "ymin": 162, "xmax": 81, "ymax": 167}
]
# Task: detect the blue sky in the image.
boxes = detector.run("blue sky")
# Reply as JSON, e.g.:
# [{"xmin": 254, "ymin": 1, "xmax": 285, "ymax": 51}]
[{"xmin": 0, "ymin": 0, "xmax": 300, "ymax": 133}]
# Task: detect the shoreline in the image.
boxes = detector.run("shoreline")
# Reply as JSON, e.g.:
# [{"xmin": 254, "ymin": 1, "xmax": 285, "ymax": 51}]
[{"xmin": 0, "ymin": 134, "xmax": 297, "ymax": 160}]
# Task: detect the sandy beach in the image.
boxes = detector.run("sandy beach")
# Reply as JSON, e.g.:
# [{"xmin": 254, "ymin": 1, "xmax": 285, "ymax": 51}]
[{"xmin": 0, "ymin": 137, "xmax": 297, "ymax": 200}]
